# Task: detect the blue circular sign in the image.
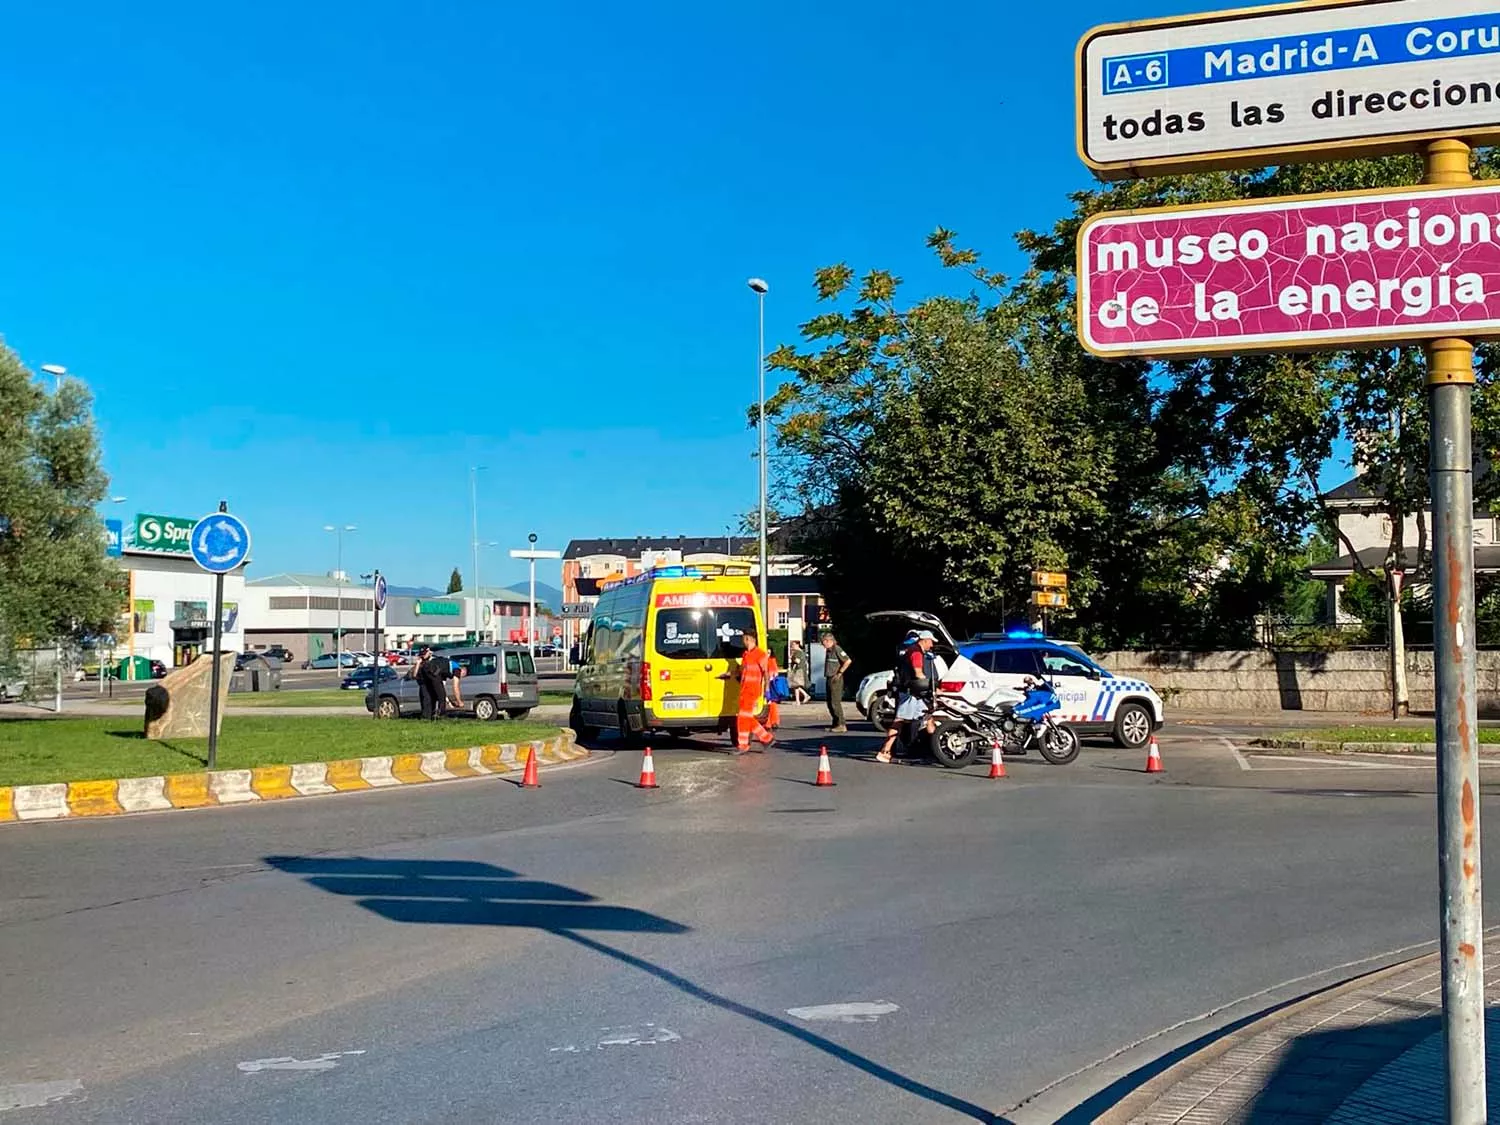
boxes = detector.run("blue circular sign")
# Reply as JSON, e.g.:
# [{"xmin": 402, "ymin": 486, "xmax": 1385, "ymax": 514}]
[
  {"xmin": 374, "ymin": 574, "xmax": 388, "ymax": 611},
  {"xmin": 190, "ymin": 512, "xmax": 252, "ymax": 574}
]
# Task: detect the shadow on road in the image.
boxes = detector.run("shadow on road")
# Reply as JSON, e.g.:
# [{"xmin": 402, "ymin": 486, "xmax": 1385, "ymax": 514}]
[
  {"xmin": 1054, "ymin": 996, "xmax": 1485, "ymax": 1122},
  {"xmin": 267, "ymin": 854, "xmax": 1006, "ymax": 1123}
]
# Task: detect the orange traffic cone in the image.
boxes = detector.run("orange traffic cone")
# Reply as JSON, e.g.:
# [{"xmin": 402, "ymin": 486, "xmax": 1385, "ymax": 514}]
[
  {"xmin": 1145, "ymin": 735, "xmax": 1163, "ymax": 774},
  {"xmin": 521, "ymin": 745, "xmax": 540, "ymax": 788},
  {"xmin": 637, "ymin": 746, "xmax": 660, "ymax": 789},
  {"xmin": 814, "ymin": 745, "xmax": 835, "ymax": 787},
  {"xmin": 988, "ymin": 739, "xmax": 1007, "ymax": 779}
]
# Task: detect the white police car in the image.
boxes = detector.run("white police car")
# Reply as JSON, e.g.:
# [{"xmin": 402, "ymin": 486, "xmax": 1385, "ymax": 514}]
[{"xmin": 856, "ymin": 613, "xmax": 1165, "ymax": 748}]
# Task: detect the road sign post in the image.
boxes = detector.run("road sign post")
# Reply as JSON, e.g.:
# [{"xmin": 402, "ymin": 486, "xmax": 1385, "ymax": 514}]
[
  {"xmin": 1077, "ymin": 5, "xmax": 1491, "ymax": 1106},
  {"xmin": 372, "ymin": 572, "xmax": 386, "ymax": 708},
  {"xmin": 1077, "ymin": 0, "xmax": 1500, "ymax": 179},
  {"xmin": 1423, "ymin": 140, "xmax": 1485, "ymax": 1122},
  {"xmin": 190, "ymin": 502, "xmax": 252, "ymax": 772}
]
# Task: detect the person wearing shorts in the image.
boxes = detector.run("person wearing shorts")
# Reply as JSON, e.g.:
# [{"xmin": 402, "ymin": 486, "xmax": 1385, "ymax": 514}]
[{"xmin": 876, "ymin": 630, "xmax": 937, "ymax": 764}]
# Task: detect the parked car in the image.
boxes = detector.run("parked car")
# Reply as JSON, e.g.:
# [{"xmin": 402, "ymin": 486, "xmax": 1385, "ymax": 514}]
[
  {"xmin": 0, "ymin": 677, "xmax": 28, "ymax": 701},
  {"xmin": 259, "ymin": 645, "xmax": 295, "ymax": 664},
  {"xmin": 382, "ymin": 650, "xmax": 409, "ymax": 666},
  {"xmin": 366, "ymin": 646, "xmax": 539, "ymax": 721},
  {"xmin": 854, "ymin": 613, "xmax": 1165, "ymax": 748},
  {"xmin": 342, "ymin": 666, "xmax": 399, "ymax": 690},
  {"xmin": 303, "ymin": 653, "xmax": 359, "ymax": 670},
  {"xmin": 347, "ymin": 651, "xmax": 379, "ymax": 667}
]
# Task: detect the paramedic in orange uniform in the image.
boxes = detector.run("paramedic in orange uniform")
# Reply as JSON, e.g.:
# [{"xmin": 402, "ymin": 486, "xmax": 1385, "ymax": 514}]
[{"xmin": 734, "ymin": 630, "xmax": 775, "ymax": 752}]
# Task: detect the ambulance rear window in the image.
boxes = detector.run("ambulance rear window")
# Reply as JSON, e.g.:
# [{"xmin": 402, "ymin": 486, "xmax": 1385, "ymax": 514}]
[{"xmin": 655, "ymin": 608, "xmax": 757, "ymax": 660}]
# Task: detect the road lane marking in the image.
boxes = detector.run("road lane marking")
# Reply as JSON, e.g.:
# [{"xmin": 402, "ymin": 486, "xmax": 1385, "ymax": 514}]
[
  {"xmin": 786, "ymin": 1001, "xmax": 899, "ymax": 1023},
  {"xmin": 1218, "ymin": 737, "xmax": 1252, "ymax": 772},
  {"xmin": 596, "ymin": 1024, "xmax": 682, "ymax": 1047},
  {"xmin": 548, "ymin": 1023, "xmax": 682, "ymax": 1052},
  {"xmin": 237, "ymin": 1050, "xmax": 365, "ymax": 1073},
  {"xmin": 0, "ymin": 1079, "xmax": 83, "ymax": 1112}
]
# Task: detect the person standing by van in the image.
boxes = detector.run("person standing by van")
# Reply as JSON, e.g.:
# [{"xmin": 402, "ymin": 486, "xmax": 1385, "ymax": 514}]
[
  {"xmin": 788, "ymin": 640, "xmax": 810, "ymax": 704},
  {"xmin": 417, "ymin": 648, "xmax": 448, "ymax": 720},
  {"xmin": 821, "ymin": 632, "xmax": 851, "ymax": 733},
  {"xmin": 733, "ymin": 630, "xmax": 775, "ymax": 753}
]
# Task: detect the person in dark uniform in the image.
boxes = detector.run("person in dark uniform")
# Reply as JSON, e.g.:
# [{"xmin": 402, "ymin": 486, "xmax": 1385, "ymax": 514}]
[{"xmin": 415, "ymin": 647, "xmax": 446, "ymax": 720}]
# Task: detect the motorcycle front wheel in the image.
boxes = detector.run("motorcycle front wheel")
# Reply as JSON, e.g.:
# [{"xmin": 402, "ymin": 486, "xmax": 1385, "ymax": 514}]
[
  {"xmin": 928, "ymin": 720, "xmax": 978, "ymax": 768},
  {"xmin": 1036, "ymin": 722, "xmax": 1081, "ymax": 765}
]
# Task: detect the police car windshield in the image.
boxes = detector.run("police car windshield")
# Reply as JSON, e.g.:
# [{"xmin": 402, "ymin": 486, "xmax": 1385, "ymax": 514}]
[{"xmin": 655, "ymin": 608, "xmax": 758, "ymax": 660}]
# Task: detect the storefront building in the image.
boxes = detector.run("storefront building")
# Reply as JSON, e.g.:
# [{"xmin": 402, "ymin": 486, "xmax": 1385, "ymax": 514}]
[
  {"xmin": 561, "ymin": 536, "xmax": 822, "ymax": 641},
  {"xmin": 239, "ymin": 577, "xmax": 556, "ymax": 661},
  {"xmin": 117, "ymin": 512, "xmax": 247, "ymax": 668}
]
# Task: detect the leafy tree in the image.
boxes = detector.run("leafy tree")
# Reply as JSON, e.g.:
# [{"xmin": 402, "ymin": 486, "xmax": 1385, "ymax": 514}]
[
  {"xmin": 1015, "ymin": 150, "xmax": 1500, "ymax": 699},
  {"xmin": 762, "ymin": 234, "xmax": 1254, "ymax": 648},
  {"xmin": 0, "ymin": 349, "xmax": 121, "ymax": 670},
  {"xmin": 446, "ymin": 567, "xmax": 463, "ymax": 594}
]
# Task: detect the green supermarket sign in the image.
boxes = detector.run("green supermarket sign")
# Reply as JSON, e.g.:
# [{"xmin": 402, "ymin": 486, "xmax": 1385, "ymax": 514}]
[
  {"xmin": 413, "ymin": 600, "xmax": 461, "ymax": 617},
  {"xmin": 129, "ymin": 514, "xmax": 197, "ymax": 554}
]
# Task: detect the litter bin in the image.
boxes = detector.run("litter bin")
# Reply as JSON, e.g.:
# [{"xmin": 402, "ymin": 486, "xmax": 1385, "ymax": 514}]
[
  {"xmin": 235, "ymin": 655, "xmax": 281, "ymax": 693},
  {"xmin": 115, "ymin": 655, "xmax": 153, "ymax": 681}
]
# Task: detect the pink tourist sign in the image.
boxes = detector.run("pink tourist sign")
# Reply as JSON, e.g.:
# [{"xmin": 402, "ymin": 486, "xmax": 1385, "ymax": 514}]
[{"xmin": 1077, "ymin": 182, "xmax": 1500, "ymax": 357}]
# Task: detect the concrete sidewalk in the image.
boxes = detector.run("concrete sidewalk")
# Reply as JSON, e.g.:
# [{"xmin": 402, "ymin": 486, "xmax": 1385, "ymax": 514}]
[{"xmin": 1098, "ymin": 933, "xmax": 1500, "ymax": 1123}]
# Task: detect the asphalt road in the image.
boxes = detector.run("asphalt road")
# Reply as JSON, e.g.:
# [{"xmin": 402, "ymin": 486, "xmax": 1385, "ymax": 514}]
[{"xmin": 1, "ymin": 712, "xmax": 1494, "ymax": 1123}]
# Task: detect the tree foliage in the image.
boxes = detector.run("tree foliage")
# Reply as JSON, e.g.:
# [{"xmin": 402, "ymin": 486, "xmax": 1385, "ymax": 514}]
[
  {"xmin": 0, "ymin": 346, "xmax": 121, "ymax": 661},
  {"xmin": 447, "ymin": 567, "xmax": 463, "ymax": 594},
  {"xmin": 764, "ymin": 150, "xmax": 1500, "ymax": 652}
]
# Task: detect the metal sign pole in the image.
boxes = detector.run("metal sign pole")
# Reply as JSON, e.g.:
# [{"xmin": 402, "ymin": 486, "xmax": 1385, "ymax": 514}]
[
  {"xmin": 206, "ymin": 502, "xmax": 228, "ymax": 771},
  {"xmin": 372, "ymin": 569, "xmax": 381, "ymax": 703},
  {"xmin": 1423, "ymin": 139, "xmax": 1485, "ymax": 1123}
]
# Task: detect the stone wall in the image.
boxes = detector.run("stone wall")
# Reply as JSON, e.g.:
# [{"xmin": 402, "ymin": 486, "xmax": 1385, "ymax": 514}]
[{"xmin": 1097, "ymin": 649, "xmax": 1500, "ymax": 716}]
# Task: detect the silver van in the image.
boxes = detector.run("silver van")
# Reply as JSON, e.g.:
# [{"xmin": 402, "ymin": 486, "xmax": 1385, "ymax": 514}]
[{"xmin": 366, "ymin": 646, "xmax": 539, "ymax": 721}]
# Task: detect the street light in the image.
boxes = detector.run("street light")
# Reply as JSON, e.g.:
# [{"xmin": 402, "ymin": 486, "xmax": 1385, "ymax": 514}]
[
  {"xmin": 747, "ymin": 277, "xmax": 769, "ymax": 628},
  {"xmin": 470, "ymin": 466, "xmax": 486, "ymax": 644},
  {"xmin": 40, "ymin": 364, "xmax": 66, "ymax": 391},
  {"xmin": 323, "ymin": 524, "xmax": 356, "ymax": 671},
  {"xmin": 511, "ymin": 534, "xmax": 561, "ymax": 657}
]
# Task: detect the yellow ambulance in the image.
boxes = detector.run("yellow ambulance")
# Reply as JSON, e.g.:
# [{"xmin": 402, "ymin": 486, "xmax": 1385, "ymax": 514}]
[{"xmin": 570, "ymin": 564, "xmax": 766, "ymax": 743}]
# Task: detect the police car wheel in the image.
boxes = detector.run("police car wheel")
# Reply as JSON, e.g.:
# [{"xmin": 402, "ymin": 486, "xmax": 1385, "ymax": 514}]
[
  {"xmin": 869, "ymin": 690, "xmax": 891, "ymax": 730},
  {"xmin": 1113, "ymin": 703, "xmax": 1153, "ymax": 749}
]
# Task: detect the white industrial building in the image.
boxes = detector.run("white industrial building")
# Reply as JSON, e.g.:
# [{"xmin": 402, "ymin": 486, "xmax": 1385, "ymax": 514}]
[{"xmin": 240, "ymin": 576, "xmax": 557, "ymax": 663}]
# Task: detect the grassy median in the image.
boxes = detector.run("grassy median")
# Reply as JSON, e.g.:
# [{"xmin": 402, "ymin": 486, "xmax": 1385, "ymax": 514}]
[
  {"xmin": 1276, "ymin": 725, "xmax": 1500, "ymax": 745},
  {"xmin": 225, "ymin": 689, "xmax": 573, "ymax": 708},
  {"xmin": 0, "ymin": 715, "xmax": 563, "ymax": 787},
  {"xmin": 227, "ymin": 689, "xmax": 363, "ymax": 708}
]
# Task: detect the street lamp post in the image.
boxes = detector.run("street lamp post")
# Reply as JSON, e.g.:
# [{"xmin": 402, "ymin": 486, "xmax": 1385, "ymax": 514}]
[
  {"xmin": 511, "ymin": 536, "xmax": 561, "ymax": 658},
  {"xmin": 40, "ymin": 363, "xmax": 66, "ymax": 391},
  {"xmin": 748, "ymin": 277, "xmax": 769, "ymax": 628},
  {"xmin": 470, "ymin": 466, "xmax": 486, "ymax": 643},
  {"xmin": 323, "ymin": 524, "xmax": 356, "ymax": 671}
]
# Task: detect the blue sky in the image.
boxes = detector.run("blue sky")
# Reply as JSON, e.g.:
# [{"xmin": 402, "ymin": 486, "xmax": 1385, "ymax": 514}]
[{"xmin": 2, "ymin": 0, "xmax": 1328, "ymax": 591}]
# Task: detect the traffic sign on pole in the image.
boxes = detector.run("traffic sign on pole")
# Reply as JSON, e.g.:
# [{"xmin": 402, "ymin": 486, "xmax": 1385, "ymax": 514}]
[
  {"xmin": 1078, "ymin": 182, "xmax": 1500, "ymax": 357},
  {"xmin": 1078, "ymin": 0, "xmax": 1500, "ymax": 179},
  {"xmin": 190, "ymin": 511, "xmax": 252, "ymax": 574},
  {"xmin": 373, "ymin": 573, "xmax": 388, "ymax": 611}
]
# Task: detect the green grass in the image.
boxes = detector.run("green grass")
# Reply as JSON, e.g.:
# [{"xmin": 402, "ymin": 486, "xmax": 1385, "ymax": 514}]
[
  {"xmin": 0, "ymin": 715, "xmax": 563, "ymax": 787},
  {"xmin": 1277, "ymin": 725, "xmax": 1500, "ymax": 745},
  {"xmin": 540, "ymin": 690, "xmax": 572, "ymax": 706},
  {"xmin": 227, "ymin": 689, "xmax": 363, "ymax": 708}
]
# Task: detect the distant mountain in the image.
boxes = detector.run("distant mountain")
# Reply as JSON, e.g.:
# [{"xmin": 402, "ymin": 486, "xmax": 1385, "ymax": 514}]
[{"xmin": 501, "ymin": 582, "xmax": 564, "ymax": 613}]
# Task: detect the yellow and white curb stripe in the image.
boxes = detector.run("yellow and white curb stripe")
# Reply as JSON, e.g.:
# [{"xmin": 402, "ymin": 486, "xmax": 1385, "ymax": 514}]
[{"xmin": 0, "ymin": 733, "xmax": 583, "ymax": 823}]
